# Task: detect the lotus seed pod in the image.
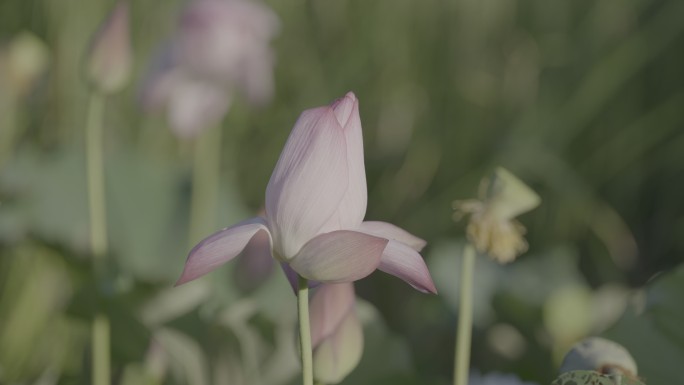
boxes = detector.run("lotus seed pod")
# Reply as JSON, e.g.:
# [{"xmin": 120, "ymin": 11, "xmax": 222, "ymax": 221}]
[
  {"xmin": 559, "ymin": 337, "xmax": 637, "ymax": 377},
  {"xmin": 552, "ymin": 370, "xmax": 645, "ymax": 385}
]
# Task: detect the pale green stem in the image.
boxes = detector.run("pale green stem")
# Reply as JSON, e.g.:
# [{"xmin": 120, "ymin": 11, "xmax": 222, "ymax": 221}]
[
  {"xmin": 453, "ymin": 243, "xmax": 476, "ymax": 385},
  {"xmin": 298, "ymin": 275, "xmax": 314, "ymax": 385},
  {"xmin": 92, "ymin": 314, "xmax": 110, "ymax": 385},
  {"xmin": 86, "ymin": 92, "xmax": 108, "ymax": 258},
  {"xmin": 85, "ymin": 91, "xmax": 110, "ymax": 385},
  {"xmin": 188, "ymin": 125, "xmax": 222, "ymax": 246}
]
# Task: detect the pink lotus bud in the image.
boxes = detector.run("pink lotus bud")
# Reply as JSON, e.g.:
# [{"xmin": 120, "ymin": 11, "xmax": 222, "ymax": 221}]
[
  {"xmin": 176, "ymin": 93, "xmax": 436, "ymax": 294},
  {"xmin": 310, "ymin": 283, "xmax": 363, "ymax": 384},
  {"xmin": 87, "ymin": 1, "xmax": 132, "ymax": 94}
]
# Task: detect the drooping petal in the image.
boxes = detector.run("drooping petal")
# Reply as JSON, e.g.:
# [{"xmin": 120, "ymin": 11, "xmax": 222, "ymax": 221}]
[
  {"xmin": 357, "ymin": 221, "xmax": 427, "ymax": 251},
  {"xmin": 265, "ymin": 107, "xmax": 349, "ymax": 258},
  {"xmin": 313, "ymin": 309, "xmax": 363, "ymax": 384},
  {"xmin": 378, "ymin": 241, "xmax": 437, "ymax": 294},
  {"xmin": 310, "ymin": 283, "xmax": 356, "ymax": 348},
  {"xmin": 288, "ymin": 231, "xmax": 387, "ymax": 283},
  {"xmin": 321, "ymin": 92, "xmax": 368, "ymax": 231},
  {"xmin": 176, "ymin": 217, "xmax": 271, "ymax": 285}
]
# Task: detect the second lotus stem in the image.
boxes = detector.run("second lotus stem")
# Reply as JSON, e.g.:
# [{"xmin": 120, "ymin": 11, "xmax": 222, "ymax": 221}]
[
  {"xmin": 453, "ymin": 242, "xmax": 476, "ymax": 385},
  {"xmin": 85, "ymin": 91, "xmax": 110, "ymax": 385}
]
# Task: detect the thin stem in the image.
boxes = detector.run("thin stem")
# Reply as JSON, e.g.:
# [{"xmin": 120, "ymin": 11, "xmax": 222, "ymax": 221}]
[
  {"xmin": 92, "ymin": 314, "xmax": 111, "ymax": 385},
  {"xmin": 86, "ymin": 92, "xmax": 108, "ymax": 260},
  {"xmin": 85, "ymin": 91, "xmax": 110, "ymax": 385},
  {"xmin": 188, "ymin": 125, "xmax": 223, "ymax": 246},
  {"xmin": 453, "ymin": 243, "xmax": 476, "ymax": 385},
  {"xmin": 298, "ymin": 275, "xmax": 314, "ymax": 385}
]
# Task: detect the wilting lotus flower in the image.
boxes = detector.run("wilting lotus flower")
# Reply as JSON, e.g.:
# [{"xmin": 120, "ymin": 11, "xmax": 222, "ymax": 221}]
[
  {"xmin": 86, "ymin": 1, "xmax": 132, "ymax": 94},
  {"xmin": 453, "ymin": 168, "xmax": 540, "ymax": 263},
  {"xmin": 176, "ymin": 92, "xmax": 436, "ymax": 293},
  {"xmin": 310, "ymin": 283, "xmax": 363, "ymax": 384},
  {"xmin": 141, "ymin": 0, "xmax": 278, "ymax": 138}
]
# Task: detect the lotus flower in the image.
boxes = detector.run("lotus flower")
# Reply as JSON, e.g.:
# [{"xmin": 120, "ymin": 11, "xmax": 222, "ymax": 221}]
[
  {"xmin": 141, "ymin": 0, "xmax": 278, "ymax": 138},
  {"xmin": 310, "ymin": 283, "xmax": 363, "ymax": 384},
  {"xmin": 176, "ymin": 92, "xmax": 436, "ymax": 293}
]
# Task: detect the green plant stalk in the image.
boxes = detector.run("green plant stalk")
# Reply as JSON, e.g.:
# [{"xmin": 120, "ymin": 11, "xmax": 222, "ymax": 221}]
[
  {"xmin": 453, "ymin": 243, "xmax": 475, "ymax": 385},
  {"xmin": 92, "ymin": 314, "xmax": 110, "ymax": 385},
  {"xmin": 85, "ymin": 91, "xmax": 110, "ymax": 385},
  {"xmin": 298, "ymin": 275, "xmax": 314, "ymax": 385},
  {"xmin": 188, "ymin": 125, "xmax": 222, "ymax": 246}
]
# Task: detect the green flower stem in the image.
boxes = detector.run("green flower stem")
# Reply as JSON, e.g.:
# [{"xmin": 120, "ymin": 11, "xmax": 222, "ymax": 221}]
[
  {"xmin": 188, "ymin": 125, "xmax": 222, "ymax": 246},
  {"xmin": 85, "ymin": 91, "xmax": 110, "ymax": 385},
  {"xmin": 453, "ymin": 243, "xmax": 476, "ymax": 385},
  {"xmin": 298, "ymin": 275, "xmax": 314, "ymax": 385},
  {"xmin": 92, "ymin": 314, "xmax": 111, "ymax": 385},
  {"xmin": 86, "ymin": 92, "xmax": 108, "ymax": 259}
]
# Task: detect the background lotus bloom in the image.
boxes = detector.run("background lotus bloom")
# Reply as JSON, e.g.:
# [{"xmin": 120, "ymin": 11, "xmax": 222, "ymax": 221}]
[
  {"xmin": 141, "ymin": 0, "xmax": 279, "ymax": 137},
  {"xmin": 177, "ymin": 92, "xmax": 436, "ymax": 293},
  {"xmin": 178, "ymin": 0, "xmax": 279, "ymax": 105},
  {"xmin": 310, "ymin": 283, "xmax": 363, "ymax": 384},
  {"xmin": 86, "ymin": 1, "xmax": 132, "ymax": 94}
]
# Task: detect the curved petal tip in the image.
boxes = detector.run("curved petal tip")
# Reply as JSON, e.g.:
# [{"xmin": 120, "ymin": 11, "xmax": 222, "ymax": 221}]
[
  {"xmin": 378, "ymin": 240, "xmax": 437, "ymax": 294},
  {"xmin": 175, "ymin": 217, "xmax": 270, "ymax": 286}
]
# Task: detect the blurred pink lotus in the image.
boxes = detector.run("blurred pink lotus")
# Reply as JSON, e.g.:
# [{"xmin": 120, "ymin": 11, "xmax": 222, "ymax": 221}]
[
  {"xmin": 310, "ymin": 283, "xmax": 363, "ymax": 384},
  {"xmin": 176, "ymin": 92, "xmax": 436, "ymax": 293},
  {"xmin": 142, "ymin": 0, "xmax": 279, "ymax": 138}
]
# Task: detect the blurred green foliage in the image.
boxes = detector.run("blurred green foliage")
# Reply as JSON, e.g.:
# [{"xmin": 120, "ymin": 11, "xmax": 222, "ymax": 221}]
[{"xmin": 0, "ymin": 0, "xmax": 683, "ymax": 384}]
